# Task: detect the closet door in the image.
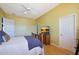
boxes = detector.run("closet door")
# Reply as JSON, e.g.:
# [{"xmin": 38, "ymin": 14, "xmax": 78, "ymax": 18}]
[
  {"xmin": 59, "ymin": 14, "xmax": 76, "ymax": 52},
  {"xmin": 3, "ymin": 17, "xmax": 14, "ymax": 37}
]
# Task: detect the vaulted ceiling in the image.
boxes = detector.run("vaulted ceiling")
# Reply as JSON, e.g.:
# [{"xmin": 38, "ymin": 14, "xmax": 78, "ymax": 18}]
[{"xmin": 0, "ymin": 3, "xmax": 59, "ymax": 19}]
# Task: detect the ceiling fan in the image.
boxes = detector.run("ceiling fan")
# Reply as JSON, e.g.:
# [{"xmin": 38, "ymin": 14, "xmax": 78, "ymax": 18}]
[{"xmin": 21, "ymin": 4, "xmax": 31, "ymax": 15}]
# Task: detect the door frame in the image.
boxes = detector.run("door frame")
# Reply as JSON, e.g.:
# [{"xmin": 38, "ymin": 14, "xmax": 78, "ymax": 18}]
[{"xmin": 59, "ymin": 14, "xmax": 77, "ymax": 52}]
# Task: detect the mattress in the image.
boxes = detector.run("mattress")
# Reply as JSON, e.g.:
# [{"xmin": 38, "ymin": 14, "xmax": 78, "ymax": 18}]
[{"xmin": 0, "ymin": 36, "xmax": 43, "ymax": 55}]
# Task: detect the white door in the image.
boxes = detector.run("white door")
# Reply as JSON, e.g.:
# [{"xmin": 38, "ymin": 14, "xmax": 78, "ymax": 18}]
[
  {"xmin": 3, "ymin": 17, "xmax": 14, "ymax": 37},
  {"xmin": 59, "ymin": 14, "xmax": 76, "ymax": 52}
]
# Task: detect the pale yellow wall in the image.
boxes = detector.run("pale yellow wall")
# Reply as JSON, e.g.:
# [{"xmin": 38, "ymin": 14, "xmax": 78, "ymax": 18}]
[
  {"xmin": 5, "ymin": 14, "xmax": 36, "ymax": 36},
  {"xmin": 36, "ymin": 3, "xmax": 79, "ymax": 46},
  {"xmin": 14, "ymin": 15, "xmax": 36, "ymax": 36}
]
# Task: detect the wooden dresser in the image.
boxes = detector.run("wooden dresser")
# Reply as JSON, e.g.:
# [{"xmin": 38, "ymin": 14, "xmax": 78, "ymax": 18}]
[{"xmin": 39, "ymin": 26, "xmax": 50, "ymax": 45}]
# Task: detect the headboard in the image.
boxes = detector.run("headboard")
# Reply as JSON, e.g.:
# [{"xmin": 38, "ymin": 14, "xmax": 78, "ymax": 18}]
[
  {"xmin": 32, "ymin": 32, "xmax": 42, "ymax": 41},
  {"xmin": 32, "ymin": 32, "xmax": 36, "ymax": 38}
]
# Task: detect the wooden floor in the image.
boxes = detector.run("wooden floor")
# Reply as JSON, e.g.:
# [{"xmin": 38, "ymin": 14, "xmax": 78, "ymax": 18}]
[{"xmin": 44, "ymin": 45, "xmax": 74, "ymax": 55}]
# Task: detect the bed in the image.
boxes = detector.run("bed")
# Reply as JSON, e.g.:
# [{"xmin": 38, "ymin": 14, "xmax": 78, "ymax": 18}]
[{"xmin": 0, "ymin": 35, "xmax": 44, "ymax": 55}]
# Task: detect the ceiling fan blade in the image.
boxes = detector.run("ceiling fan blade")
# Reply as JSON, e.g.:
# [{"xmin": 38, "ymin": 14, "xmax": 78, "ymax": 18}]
[{"xmin": 21, "ymin": 4, "xmax": 31, "ymax": 11}]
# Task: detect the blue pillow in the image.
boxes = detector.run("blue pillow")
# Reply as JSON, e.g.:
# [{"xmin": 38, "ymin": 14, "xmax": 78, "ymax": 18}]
[{"xmin": 0, "ymin": 31, "xmax": 4, "ymax": 44}]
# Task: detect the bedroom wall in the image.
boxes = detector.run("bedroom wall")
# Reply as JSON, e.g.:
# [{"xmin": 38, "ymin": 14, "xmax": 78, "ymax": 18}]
[
  {"xmin": 14, "ymin": 16, "xmax": 36, "ymax": 36},
  {"xmin": 5, "ymin": 14, "xmax": 36, "ymax": 36},
  {"xmin": 36, "ymin": 3, "xmax": 79, "ymax": 46}
]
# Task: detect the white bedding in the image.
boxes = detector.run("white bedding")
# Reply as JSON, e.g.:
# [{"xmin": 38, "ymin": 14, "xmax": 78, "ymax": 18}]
[{"xmin": 0, "ymin": 37, "xmax": 43, "ymax": 55}]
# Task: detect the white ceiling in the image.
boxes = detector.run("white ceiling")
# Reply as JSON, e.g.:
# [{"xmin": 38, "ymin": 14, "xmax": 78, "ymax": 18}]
[{"xmin": 0, "ymin": 3, "xmax": 59, "ymax": 19}]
